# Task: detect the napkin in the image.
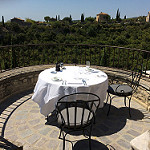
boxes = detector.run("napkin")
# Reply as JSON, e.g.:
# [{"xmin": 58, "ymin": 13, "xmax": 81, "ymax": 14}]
[
  {"xmin": 67, "ymin": 79, "xmax": 83, "ymax": 84},
  {"xmin": 97, "ymin": 74, "xmax": 107, "ymax": 78}
]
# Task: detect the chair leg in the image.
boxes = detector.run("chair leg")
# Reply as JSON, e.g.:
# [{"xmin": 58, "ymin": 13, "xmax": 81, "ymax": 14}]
[
  {"xmin": 128, "ymin": 97, "xmax": 132, "ymax": 118},
  {"xmin": 60, "ymin": 130, "xmax": 66, "ymax": 150},
  {"xmin": 124, "ymin": 96, "xmax": 127, "ymax": 107},
  {"xmin": 46, "ymin": 115, "xmax": 49, "ymax": 122},
  {"xmin": 104, "ymin": 92, "xmax": 109, "ymax": 106},
  {"xmin": 89, "ymin": 124, "xmax": 92, "ymax": 150},
  {"xmin": 59, "ymin": 128, "xmax": 62, "ymax": 139},
  {"xmin": 107, "ymin": 93, "xmax": 112, "ymax": 116},
  {"xmin": 89, "ymin": 134, "xmax": 91, "ymax": 150},
  {"xmin": 63, "ymin": 136, "xmax": 65, "ymax": 150}
]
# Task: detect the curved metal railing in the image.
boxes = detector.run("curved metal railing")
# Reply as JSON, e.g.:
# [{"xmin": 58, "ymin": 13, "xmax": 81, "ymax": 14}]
[{"xmin": 0, "ymin": 43, "xmax": 150, "ymax": 75}]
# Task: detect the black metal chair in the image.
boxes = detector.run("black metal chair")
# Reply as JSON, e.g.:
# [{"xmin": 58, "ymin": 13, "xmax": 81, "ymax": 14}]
[
  {"xmin": 106, "ymin": 65, "xmax": 142, "ymax": 117},
  {"xmin": 55, "ymin": 92, "xmax": 100, "ymax": 150}
]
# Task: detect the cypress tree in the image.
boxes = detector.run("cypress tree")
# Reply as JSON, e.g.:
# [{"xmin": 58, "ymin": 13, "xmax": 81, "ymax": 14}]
[
  {"xmin": 56, "ymin": 15, "xmax": 57, "ymax": 21},
  {"xmin": 2, "ymin": 16, "xmax": 5, "ymax": 27},
  {"xmin": 116, "ymin": 8, "xmax": 121, "ymax": 22},
  {"xmin": 81, "ymin": 13, "xmax": 84, "ymax": 22}
]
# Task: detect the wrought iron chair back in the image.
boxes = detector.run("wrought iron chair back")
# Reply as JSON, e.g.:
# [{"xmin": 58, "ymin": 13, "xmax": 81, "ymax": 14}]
[
  {"xmin": 130, "ymin": 65, "xmax": 143, "ymax": 93},
  {"xmin": 56, "ymin": 92, "xmax": 100, "ymax": 150},
  {"xmin": 106, "ymin": 64, "xmax": 142, "ymax": 117}
]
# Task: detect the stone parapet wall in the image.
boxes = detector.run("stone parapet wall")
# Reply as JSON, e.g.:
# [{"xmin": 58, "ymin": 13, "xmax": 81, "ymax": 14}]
[
  {"xmin": 0, "ymin": 65, "xmax": 54, "ymax": 103},
  {"xmin": 0, "ymin": 64, "xmax": 149, "ymax": 110}
]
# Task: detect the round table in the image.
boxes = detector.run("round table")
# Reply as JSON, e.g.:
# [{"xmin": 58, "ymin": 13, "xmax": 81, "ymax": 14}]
[{"xmin": 32, "ymin": 66, "xmax": 108, "ymax": 116}]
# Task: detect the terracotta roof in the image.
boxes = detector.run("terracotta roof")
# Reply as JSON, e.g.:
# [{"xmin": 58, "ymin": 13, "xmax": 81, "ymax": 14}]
[
  {"xmin": 97, "ymin": 12, "xmax": 108, "ymax": 16},
  {"xmin": 11, "ymin": 17, "xmax": 24, "ymax": 21},
  {"xmin": 37, "ymin": 21, "xmax": 43, "ymax": 23}
]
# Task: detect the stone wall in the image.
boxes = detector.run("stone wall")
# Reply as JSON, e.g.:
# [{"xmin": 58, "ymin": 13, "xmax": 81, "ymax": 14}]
[
  {"xmin": 0, "ymin": 72, "xmax": 38, "ymax": 101},
  {"xmin": 0, "ymin": 65, "xmax": 54, "ymax": 103},
  {"xmin": 0, "ymin": 64, "xmax": 149, "ymax": 111}
]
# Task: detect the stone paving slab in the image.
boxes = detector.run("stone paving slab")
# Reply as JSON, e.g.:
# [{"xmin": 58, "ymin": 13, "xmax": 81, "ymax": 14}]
[{"xmin": 0, "ymin": 90, "xmax": 149, "ymax": 150}]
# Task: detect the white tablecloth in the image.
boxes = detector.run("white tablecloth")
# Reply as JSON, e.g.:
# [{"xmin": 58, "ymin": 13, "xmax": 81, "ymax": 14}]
[{"xmin": 32, "ymin": 66, "xmax": 108, "ymax": 116}]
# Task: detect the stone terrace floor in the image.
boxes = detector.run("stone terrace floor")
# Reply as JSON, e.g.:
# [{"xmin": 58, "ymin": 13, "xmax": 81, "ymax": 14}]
[{"xmin": 0, "ymin": 90, "xmax": 150, "ymax": 150}]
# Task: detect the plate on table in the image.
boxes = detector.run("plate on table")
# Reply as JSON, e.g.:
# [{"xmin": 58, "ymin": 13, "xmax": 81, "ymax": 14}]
[
  {"xmin": 51, "ymin": 77, "xmax": 62, "ymax": 81},
  {"xmin": 86, "ymin": 68, "xmax": 99, "ymax": 73},
  {"xmin": 51, "ymin": 71, "xmax": 57, "ymax": 74},
  {"xmin": 62, "ymin": 67, "xmax": 66, "ymax": 70},
  {"xmin": 86, "ymin": 67, "xmax": 93, "ymax": 71}
]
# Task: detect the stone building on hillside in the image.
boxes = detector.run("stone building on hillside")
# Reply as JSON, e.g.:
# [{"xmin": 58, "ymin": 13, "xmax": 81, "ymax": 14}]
[
  {"xmin": 96, "ymin": 12, "xmax": 110, "ymax": 23},
  {"xmin": 11, "ymin": 17, "xmax": 24, "ymax": 24},
  {"xmin": 11, "ymin": 17, "xmax": 31, "ymax": 26},
  {"xmin": 146, "ymin": 11, "xmax": 150, "ymax": 22}
]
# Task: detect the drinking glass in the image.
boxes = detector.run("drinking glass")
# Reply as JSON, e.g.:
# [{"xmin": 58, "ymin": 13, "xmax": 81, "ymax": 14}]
[
  {"xmin": 60, "ymin": 62, "xmax": 63, "ymax": 68},
  {"xmin": 86, "ymin": 61, "xmax": 90, "ymax": 69}
]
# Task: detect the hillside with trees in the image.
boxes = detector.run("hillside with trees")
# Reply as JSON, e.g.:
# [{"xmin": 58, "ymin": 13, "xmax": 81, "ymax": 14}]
[
  {"xmin": 0, "ymin": 15, "xmax": 150, "ymax": 70},
  {"xmin": 0, "ymin": 15, "xmax": 150, "ymax": 51}
]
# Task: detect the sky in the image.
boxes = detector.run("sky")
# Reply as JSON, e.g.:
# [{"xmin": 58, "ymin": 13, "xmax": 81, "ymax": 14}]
[{"xmin": 0, "ymin": 0, "xmax": 150, "ymax": 22}]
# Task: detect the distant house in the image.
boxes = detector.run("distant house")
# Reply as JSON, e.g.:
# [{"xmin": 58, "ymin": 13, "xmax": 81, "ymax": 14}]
[
  {"xmin": 36, "ymin": 21, "xmax": 47, "ymax": 26},
  {"xmin": 146, "ymin": 11, "xmax": 150, "ymax": 22},
  {"xmin": 96, "ymin": 12, "xmax": 110, "ymax": 23},
  {"xmin": 11, "ymin": 17, "xmax": 24, "ymax": 24},
  {"xmin": 11, "ymin": 17, "xmax": 31, "ymax": 26}
]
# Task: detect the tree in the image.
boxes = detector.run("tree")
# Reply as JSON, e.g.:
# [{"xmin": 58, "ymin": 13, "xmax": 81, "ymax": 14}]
[
  {"xmin": 62, "ymin": 17, "xmax": 72, "ymax": 23},
  {"xmin": 85, "ymin": 17, "xmax": 95, "ymax": 22},
  {"xmin": 2, "ymin": 16, "xmax": 5, "ymax": 27},
  {"xmin": 116, "ymin": 8, "xmax": 121, "ymax": 22},
  {"xmin": 25, "ymin": 18, "xmax": 35, "ymax": 24},
  {"xmin": 56, "ymin": 15, "xmax": 57, "ymax": 21},
  {"xmin": 81, "ymin": 13, "xmax": 84, "ymax": 22},
  {"xmin": 9, "ymin": 22, "xmax": 21, "ymax": 33},
  {"xmin": 87, "ymin": 25, "xmax": 97, "ymax": 37},
  {"xmin": 44, "ymin": 16, "xmax": 50, "ymax": 23},
  {"xmin": 51, "ymin": 21, "xmax": 62, "ymax": 28}
]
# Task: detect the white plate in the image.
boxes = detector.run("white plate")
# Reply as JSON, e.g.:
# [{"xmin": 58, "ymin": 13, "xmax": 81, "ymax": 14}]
[
  {"xmin": 62, "ymin": 67, "xmax": 66, "ymax": 69},
  {"xmin": 51, "ymin": 77, "xmax": 62, "ymax": 81},
  {"xmin": 51, "ymin": 71, "xmax": 57, "ymax": 74},
  {"xmin": 86, "ymin": 68, "xmax": 98, "ymax": 73}
]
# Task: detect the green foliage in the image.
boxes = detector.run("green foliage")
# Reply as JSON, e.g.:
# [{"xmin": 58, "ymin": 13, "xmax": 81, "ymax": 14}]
[
  {"xmin": 44, "ymin": 16, "xmax": 51, "ymax": 22},
  {"xmin": 1, "ymin": 20, "xmax": 149, "ymax": 51},
  {"xmin": 0, "ymin": 17, "xmax": 150, "ymax": 70},
  {"xmin": 51, "ymin": 21, "xmax": 62, "ymax": 29},
  {"xmin": 62, "ymin": 17, "xmax": 72, "ymax": 23},
  {"xmin": 25, "ymin": 18, "xmax": 35, "ymax": 23},
  {"xmin": 85, "ymin": 17, "xmax": 95, "ymax": 22},
  {"xmin": 87, "ymin": 26, "xmax": 97, "ymax": 37}
]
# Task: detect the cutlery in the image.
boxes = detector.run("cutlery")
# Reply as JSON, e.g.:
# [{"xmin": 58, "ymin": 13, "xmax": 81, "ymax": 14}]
[
  {"xmin": 82, "ymin": 79, "xmax": 87, "ymax": 85},
  {"xmin": 62, "ymin": 80, "xmax": 66, "ymax": 85}
]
